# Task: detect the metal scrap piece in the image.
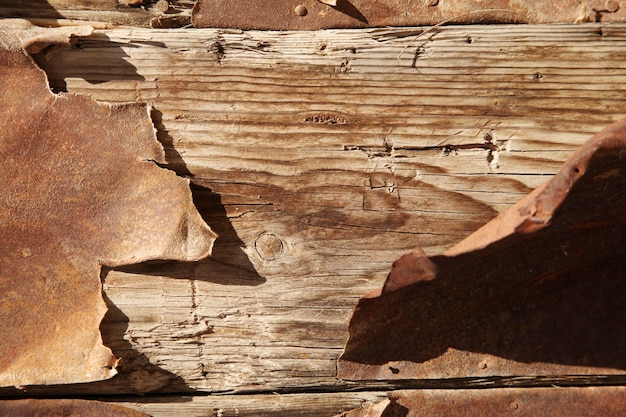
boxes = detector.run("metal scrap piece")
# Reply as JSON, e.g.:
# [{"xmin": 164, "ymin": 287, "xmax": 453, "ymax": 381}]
[
  {"xmin": 337, "ymin": 388, "xmax": 626, "ymax": 417},
  {"xmin": 0, "ymin": 399, "xmax": 149, "ymax": 417},
  {"xmin": 0, "ymin": 20, "xmax": 217, "ymax": 387},
  {"xmin": 339, "ymin": 118, "xmax": 626, "ymax": 381},
  {"xmin": 192, "ymin": 0, "xmax": 626, "ymax": 30}
]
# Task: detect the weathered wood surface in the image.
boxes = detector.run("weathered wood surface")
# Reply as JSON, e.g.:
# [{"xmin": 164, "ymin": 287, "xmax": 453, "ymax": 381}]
[
  {"xmin": 108, "ymin": 387, "xmax": 626, "ymax": 417},
  {"xmin": 3, "ymin": 23, "xmax": 626, "ymax": 412},
  {"xmin": 110, "ymin": 392, "xmax": 387, "ymax": 417}
]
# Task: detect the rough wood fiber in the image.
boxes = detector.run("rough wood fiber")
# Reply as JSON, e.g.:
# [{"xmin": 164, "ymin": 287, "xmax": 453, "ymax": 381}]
[
  {"xmin": 10, "ymin": 24, "xmax": 626, "ymax": 398},
  {"xmin": 110, "ymin": 392, "xmax": 388, "ymax": 417},
  {"xmin": 107, "ymin": 387, "xmax": 626, "ymax": 417}
]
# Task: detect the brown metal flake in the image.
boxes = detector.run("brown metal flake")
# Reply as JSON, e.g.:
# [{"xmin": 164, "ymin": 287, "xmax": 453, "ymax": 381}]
[
  {"xmin": 337, "ymin": 388, "xmax": 626, "ymax": 417},
  {"xmin": 0, "ymin": 20, "xmax": 217, "ymax": 387},
  {"xmin": 338, "ymin": 118, "xmax": 626, "ymax": 381},
  {"xmin": 0, "ymin": 399, "xmax": 149, "ymax": 417},
  {"xmin": 192, "ymin": 0, "xmax": 626, "ymax": 30}
]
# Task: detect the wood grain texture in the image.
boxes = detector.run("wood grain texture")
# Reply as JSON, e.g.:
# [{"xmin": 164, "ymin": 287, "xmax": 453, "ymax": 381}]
[
  {"xmin": 106, "ymin": 387, "xmax": 626, "ymax": 417},
  {"xmin": 108, "ymin": 392, "xmax": 388, "ymax": 417},
  {"xmin": 9, "ymin": 24, "xmax": 626, "ymax": 396}
]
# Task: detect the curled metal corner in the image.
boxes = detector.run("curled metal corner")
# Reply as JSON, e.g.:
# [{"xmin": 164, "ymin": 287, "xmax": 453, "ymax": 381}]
[
  {"xmin": 0, "ymin": 22, "xmax": 216, "ymax": 387},
  {"xmin": 339, "ymin": 118, "xmax": 626, "ymax": 381}
]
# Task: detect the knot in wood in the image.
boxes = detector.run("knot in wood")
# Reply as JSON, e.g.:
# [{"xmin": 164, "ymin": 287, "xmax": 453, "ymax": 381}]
[{"xmin": 255, "ymin": 233, "xmax": 284, "ymax": 261}]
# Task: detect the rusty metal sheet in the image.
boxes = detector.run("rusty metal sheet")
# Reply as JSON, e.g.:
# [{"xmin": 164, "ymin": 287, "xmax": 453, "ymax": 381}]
[
  {"xmin": 338, "ymin": 388, "xmax": 626, "ymax": 417},
  {"xmin": 0, "ymin": 20, "xmax": 217, "ymax": 387},
  {"xmin": 338, "ymin": 118, "xmax": 626, "ymax": 381},
  {"xmin": 0, "ymin": 399, "xmax": 149, "ymax": 417},
  {"xmin": 192, "ymin": 0, "xmax": 626, "ymax": 30}
]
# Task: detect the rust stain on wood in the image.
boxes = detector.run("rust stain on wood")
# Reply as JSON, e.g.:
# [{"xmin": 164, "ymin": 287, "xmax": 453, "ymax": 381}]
[
  {"xmin": 339, "ymin": 118, "xmax": 626, "ymax": 380},
  {"xmin": 192, "ymin": 0, "xmax": 626, "ymax": 30},
  {"xmin": 0, "ymin": 21, "xmax": 216, "ymax": 387}
]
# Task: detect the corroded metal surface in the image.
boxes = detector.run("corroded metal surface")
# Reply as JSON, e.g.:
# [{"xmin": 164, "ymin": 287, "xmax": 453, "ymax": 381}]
[
  {"xmin": 338, "ymin": 388, "xmax": 626, "ymax": 417},
  {"xmin": 339, "ymin": 118, "xmax": 626, "ymax": 381},
  {"xmin": 192, "ymin": 0, "xmax": 626, "ymax": 30},
  {"xmin": 0, "ymin": 21, "xmax": 217, "ymax": 387},
  {"xmin": 0, "ymin": 399, "xmax": 149, "ymax": 417}
]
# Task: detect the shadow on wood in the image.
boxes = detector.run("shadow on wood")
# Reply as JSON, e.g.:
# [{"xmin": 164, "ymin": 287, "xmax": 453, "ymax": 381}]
[
  {"xmin": 99, "ymin": 292, "xmax": 196, "ymax": 394},
  {"xmin": 114, "ymin": 184, "xmax": 266, "ymax": 286},
  {"xmin": 340, "ymin": 119, "xmax": 626, "ymax": 380},
  {"xmin": 0, "ymin": 292, "xmax": 195, "ymax": 397},
  {"xmin": 0, "ymin": 0, "xmax": 63, "ymax": 20},
  {"xmin": 31, "ymin": 33, "xmax": 147, "ymax": 94},
  {"xmin": 120, "ymin": 109, "xmax": 266, "ymax": 287}
]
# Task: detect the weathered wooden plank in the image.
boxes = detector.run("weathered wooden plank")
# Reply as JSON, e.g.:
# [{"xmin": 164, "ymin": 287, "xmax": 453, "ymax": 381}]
[
  {"xmin": 110, "ymin": 392, "xmax": 388, "ymax": 417},
  {"xmin": 7, "ymin": 24, "xmax": 626, "ymax": 395},
  {"xmin": 106, "ymin": 387, "xmax": 626, "ymax": 417}
]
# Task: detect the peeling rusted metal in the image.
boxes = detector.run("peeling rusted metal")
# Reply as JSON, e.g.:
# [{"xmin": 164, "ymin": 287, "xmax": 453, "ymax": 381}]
[
  {"xmin": 192, "ymin": 0, "xmax": 626, "ymax": 30},
  {"xmin": 338, "ymin": 388, "xmax": 626, "ymax": 417},
  {"xmin": 339, "ymin": 118, "xmax": 626, "ymax": 381},
  {"xmin": 0, "ymin": 20, "xmax": 217, "ymax": 387},
  {"xmin": 0, "ymin": 399, "xmax": 149, "ymax": 417}
]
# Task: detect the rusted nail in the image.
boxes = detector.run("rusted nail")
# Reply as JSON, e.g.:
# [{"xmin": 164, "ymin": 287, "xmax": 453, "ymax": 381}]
[{"xmin": 294, "ymin": 4, "xmax": 308, "ymax": 16}]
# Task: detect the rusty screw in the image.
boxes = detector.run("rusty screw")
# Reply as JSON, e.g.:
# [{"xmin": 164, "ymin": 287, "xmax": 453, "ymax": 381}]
[{"xmin": 295, "ymin": 4, "xmax": 308, "ymax": 16}]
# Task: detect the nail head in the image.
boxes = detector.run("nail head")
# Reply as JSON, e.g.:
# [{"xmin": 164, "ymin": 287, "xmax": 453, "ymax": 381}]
[{"xmin": 295, "ymin": 5, "xmax": 308, "ymax": 16}]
